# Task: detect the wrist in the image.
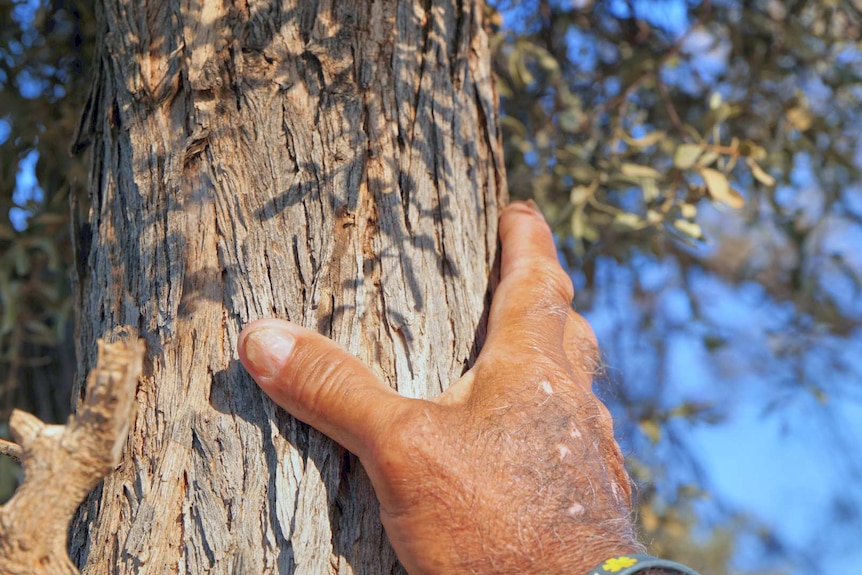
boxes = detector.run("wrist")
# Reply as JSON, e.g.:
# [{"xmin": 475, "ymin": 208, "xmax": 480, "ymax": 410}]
[{"xmin": 450, "ymin": 520, "xmax": 643, "ymax": 574}]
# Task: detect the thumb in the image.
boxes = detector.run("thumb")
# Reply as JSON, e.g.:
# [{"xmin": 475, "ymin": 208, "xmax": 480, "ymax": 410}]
[{"xmin": 238, "ymin": 319, "xmax": 404, "ymax": 457}]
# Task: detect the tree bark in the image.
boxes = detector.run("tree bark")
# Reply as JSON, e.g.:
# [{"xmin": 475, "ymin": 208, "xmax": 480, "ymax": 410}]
[{"xmin": 69, "ymin": 0, "xmax": 505, "ymax": 573}]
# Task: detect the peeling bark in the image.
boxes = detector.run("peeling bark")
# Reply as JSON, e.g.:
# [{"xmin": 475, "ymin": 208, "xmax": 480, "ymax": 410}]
[
  {"xmin": 0, "ymin": 333, "xmax": 143, "ymax": 575},
  {"xmin": 70, "ymin": 0, "xmax": 505, "ymax": 573}
]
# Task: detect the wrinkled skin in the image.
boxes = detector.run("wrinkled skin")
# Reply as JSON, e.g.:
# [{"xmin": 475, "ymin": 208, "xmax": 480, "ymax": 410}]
[{"xmin": 238, "ymin": 202, "xmax": 642, "ymax": 574}]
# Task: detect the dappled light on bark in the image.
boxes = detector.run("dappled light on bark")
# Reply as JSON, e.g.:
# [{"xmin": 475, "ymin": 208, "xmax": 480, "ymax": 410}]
[{"xmin": 64, "ymin": 0, "xmax": 505, "ymax": 572}]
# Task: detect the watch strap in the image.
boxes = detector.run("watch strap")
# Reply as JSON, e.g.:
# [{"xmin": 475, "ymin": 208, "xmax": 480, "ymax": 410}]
[{"xmin": 587, "ymin": 554, "xmax": 701, "ymax": 575}]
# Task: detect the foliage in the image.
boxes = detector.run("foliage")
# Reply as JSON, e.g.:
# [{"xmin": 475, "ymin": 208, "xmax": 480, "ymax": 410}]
[
  {"xmin": 2, "ymin": 0, "xmax": 862, "ymax": 572},
  {"xmin": 0, "ymin": 0, "xmax": 92, "ymax": 426},
  {"xmin": 490, "ymin": 0, "xmax": 862, "ymax": 572},
  {"xmin": 494, "ymin": 0, "xmax": 860, "ymax": 260}
]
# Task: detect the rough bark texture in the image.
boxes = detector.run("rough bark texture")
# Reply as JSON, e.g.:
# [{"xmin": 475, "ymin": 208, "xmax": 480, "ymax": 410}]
[
  {"xmin": 69, "ymin": 0, "xmax": 505, "ymax": 573},
  {"xmin": 0, "ymin": 333, "xmax": 143, "ymax": 575}
]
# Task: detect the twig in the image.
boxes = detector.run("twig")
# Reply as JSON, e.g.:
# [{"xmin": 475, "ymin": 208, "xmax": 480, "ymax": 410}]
[
  {"xmin": 657, "ymin": 78, "xmax": 685, "ymax": 134},
  {"xmin": 0, "ymin": 439, "xmax": 22, "ymax": 462},
  {"xmin": 590, "ymin": 0, "xmax": 713, "ymax": 125}
]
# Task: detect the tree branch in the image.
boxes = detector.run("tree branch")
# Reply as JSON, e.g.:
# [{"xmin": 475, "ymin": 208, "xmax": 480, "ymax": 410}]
[{"xmin": 0, "ymin": 330, "xmax": 144, "ymax": 575}]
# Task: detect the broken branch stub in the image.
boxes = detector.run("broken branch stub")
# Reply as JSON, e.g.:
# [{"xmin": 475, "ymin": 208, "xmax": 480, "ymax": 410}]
[{"xmin": 0, "ymin": 334, "xmax": 144, "ymax": 575}]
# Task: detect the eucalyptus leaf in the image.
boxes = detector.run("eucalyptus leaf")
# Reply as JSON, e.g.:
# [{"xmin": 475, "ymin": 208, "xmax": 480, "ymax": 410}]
[
  {"xmin": 700, "ymin": 168, "xmax": 745, "ymax": 208},
  {"xmin": 531, "ymin": 46, "xmax": 560, "ymax": 73},
  {"xmin": 697, "ymin": 151, "xmax": 720, "ymax": 168},
  {"xmin": 570, "ymin": 185, "xmax": 593, "ymax": 205},
  {"xmin": 787, "ymin": 106, "xmax": 813, "ymax": 131},
  {"xmin": 621, "ymin": 163, "xmax": 663, "ymax": 180},
  {"xmin": 613, "ymin": 212, "xmax": 645, "ymax": 230},
  {"xmin": 747, "ymin": 159, "xmax": 776, "ymax": 186},
  {"xmin": 639, "ymin": 419, "xmax": 662, "ymax": 443},
  {"xmin": 673, "ymin": 219, "xmax": 703, "ymax": 239},
  {"xmin": 674, "ymin": 144, "xmax": 703, "ymax": 169},
  {"xmin": 627, "ymin": 131, "xmax": 666, "ymax": 149}
]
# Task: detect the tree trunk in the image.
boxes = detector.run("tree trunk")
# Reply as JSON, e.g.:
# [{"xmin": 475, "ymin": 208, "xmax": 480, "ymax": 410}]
[{"xmin": 69, "ymin": 0, "xmax": 505, "ymax": 573}]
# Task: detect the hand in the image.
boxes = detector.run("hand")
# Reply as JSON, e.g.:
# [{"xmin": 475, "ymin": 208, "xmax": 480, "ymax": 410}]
[{"xmin": 238, "ymin": 201, "xmax": 641, "ymax": 574}]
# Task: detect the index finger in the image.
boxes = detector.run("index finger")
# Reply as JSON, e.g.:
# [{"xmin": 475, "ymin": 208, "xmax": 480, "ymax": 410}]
[{"xmin": 482, "ymin": 201, "xmax": 574, "ymax": 357}]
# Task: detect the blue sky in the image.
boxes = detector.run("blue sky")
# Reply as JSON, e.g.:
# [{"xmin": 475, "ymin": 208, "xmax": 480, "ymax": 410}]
[
  {"xmin": 584, "ymin": 248, "xmax": 862, "ymax": 573},
  {"xmin": 9, "ymin": 149, "xmax": 43, "ymax": 230}
]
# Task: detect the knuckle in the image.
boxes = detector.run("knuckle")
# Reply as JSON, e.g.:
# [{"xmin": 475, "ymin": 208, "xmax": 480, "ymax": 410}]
[
  {"xmin": 293, "ymin": 346, "xmax": 354, "ymax": 414},
  {"xmin": 564, "ymin": 310, "xmax": 602, "ymax": 376},
  {"xmin": 568, "ymin": 311, "xmax": 598, "ymax": 350},
  {"xmin": 530, "ymin": 260, "xmax": 575, "ymax": 304},
  {"xmin": 366, "ymin": 401, "xmax": 445, "ymax": 471},
  {"xmin": 574, "ymin": 393, "xmax": 616, "ymax": 439},
  {"xmin": 509, "ymin": 259, "xmax": 574, "ymax": 306}
]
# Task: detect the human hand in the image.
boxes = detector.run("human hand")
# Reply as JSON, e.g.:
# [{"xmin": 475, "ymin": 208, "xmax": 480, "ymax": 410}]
[{"xmin": 238, "ymin": 201, "xmax": 641, "ymax": 574}]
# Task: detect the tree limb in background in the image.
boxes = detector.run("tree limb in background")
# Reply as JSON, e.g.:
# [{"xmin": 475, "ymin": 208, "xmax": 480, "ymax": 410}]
[{"xmin": 0, "ymin": 331, "xmax": 143, "ymax": 575}]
